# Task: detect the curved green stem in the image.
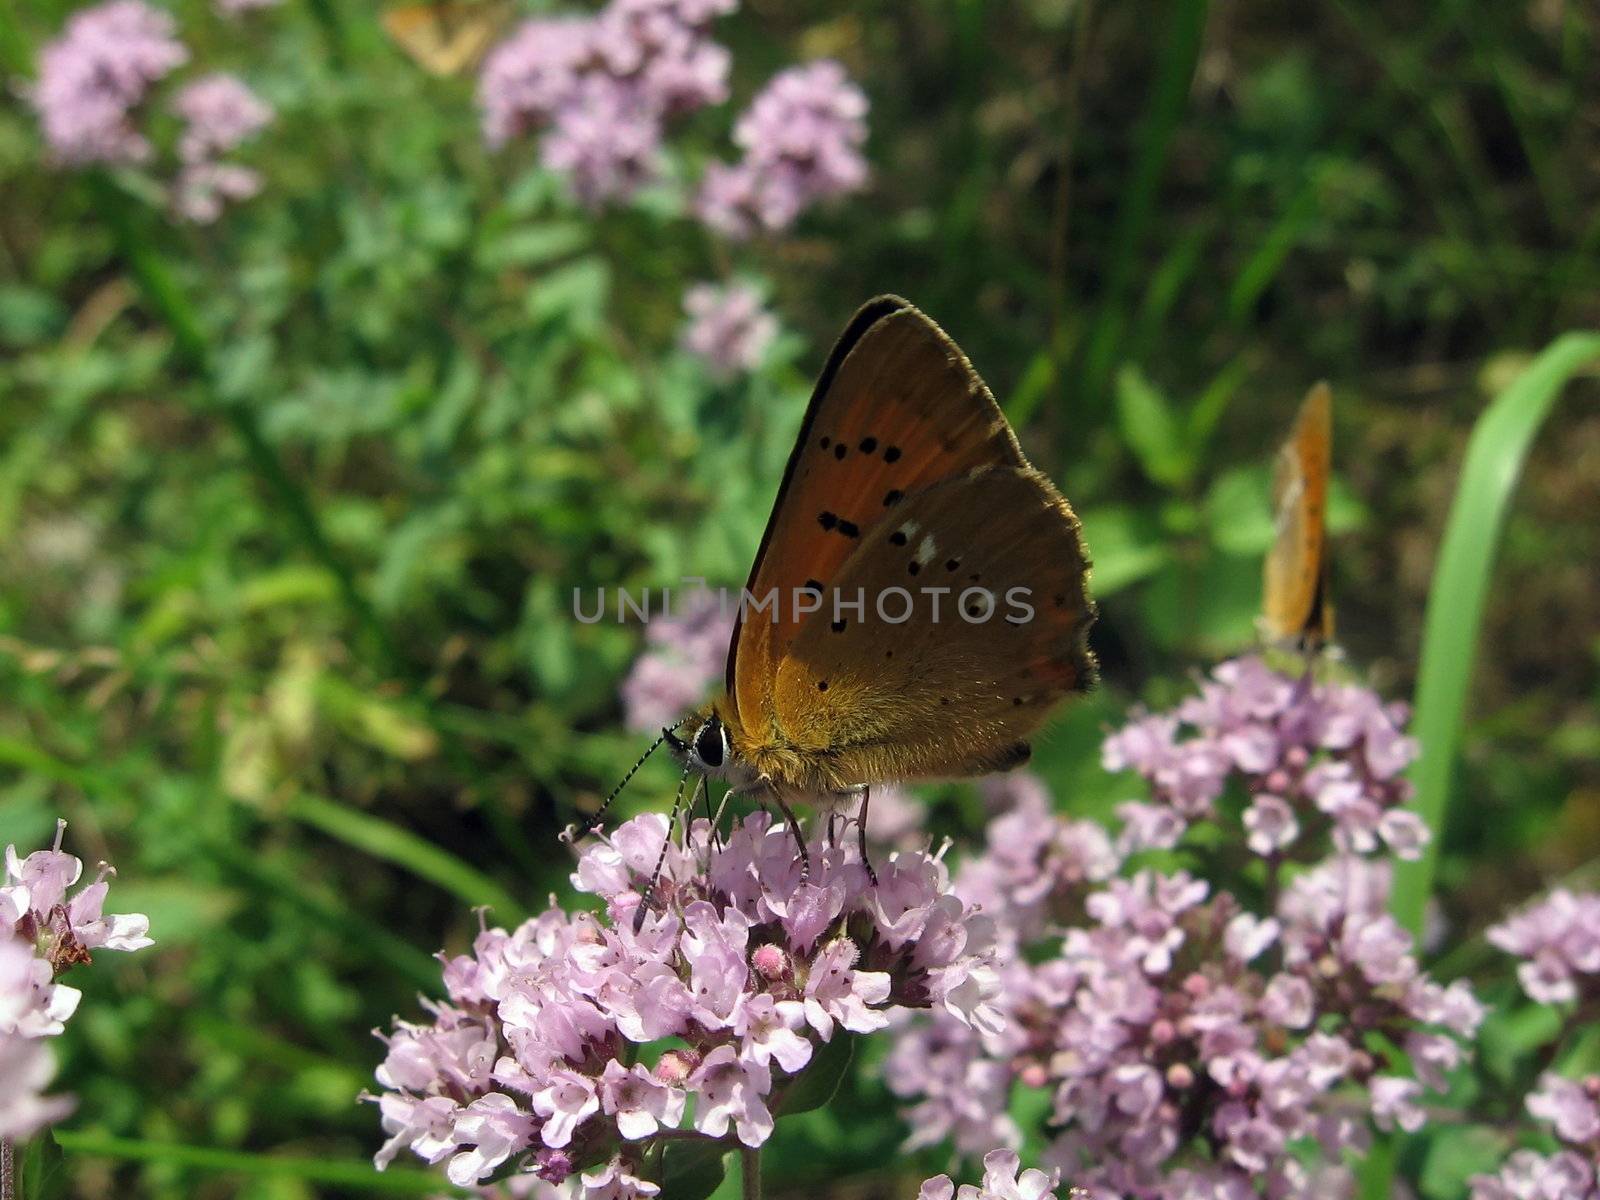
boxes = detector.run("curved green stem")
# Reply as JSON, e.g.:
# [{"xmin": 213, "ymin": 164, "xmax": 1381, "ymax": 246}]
[
  {"xmin": 741, "ymin": 1146, "xmax": 762, "ymax": 1200},
  {"xmin": 1364, "ymin": 331, "xmax": 1600, "ymax": 1200},
  {"xmin": 1389, "ymin": 331, "xmax": 1600, "ymax": 936}
]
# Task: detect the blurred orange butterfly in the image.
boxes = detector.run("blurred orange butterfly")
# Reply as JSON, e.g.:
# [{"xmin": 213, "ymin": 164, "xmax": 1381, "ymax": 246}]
[
  {"xmin": 647, "ymin": 296, "xmax": 1097, "ymax": 873},
  {"xmin": 380, "ymin": 3, "xmax": 508, "ymax": 76},
  {"xmin": 1261, "ymin": 381, "xmax": 1333, "ymax": 648}
]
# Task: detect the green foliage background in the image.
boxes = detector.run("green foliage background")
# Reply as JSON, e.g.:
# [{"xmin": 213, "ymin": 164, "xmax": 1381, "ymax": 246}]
[{"xmin": 0, "ymin": 0, "xmax": 1598, "ymax": 1195}]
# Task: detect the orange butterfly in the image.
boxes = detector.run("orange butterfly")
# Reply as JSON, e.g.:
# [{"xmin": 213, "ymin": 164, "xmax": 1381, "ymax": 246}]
[
  {"xmin": 652, "ymin": 296, "xmax": 1097, "ymax": 874},
  {"xmin": 380, "ymin": 3, "xmax": 507, "ymax": 77},
  {"xmin": 1260, "ymin": 381, "xmax": 1333, "ymax": 648}
]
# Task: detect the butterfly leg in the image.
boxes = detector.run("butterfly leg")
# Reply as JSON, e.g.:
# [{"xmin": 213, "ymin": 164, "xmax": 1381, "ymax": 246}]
[
  {"xmin": 851, "ymin": 785, "xmax": 878, "ymax": 886},
  {"xmin": 634, "ymin": 761, "xmax": 694, "ymax": 935},
  {"xmin": 765, "ymin": 781, "xmax": 811, "ymax": 882}
]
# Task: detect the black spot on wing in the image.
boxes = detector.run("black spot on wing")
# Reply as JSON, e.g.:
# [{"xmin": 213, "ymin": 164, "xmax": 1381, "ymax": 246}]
[
  {"xmin": 859, "ymin": 436, "xmax": 878, "ymax": 453},
  {"xmin": 883, "ymin": 489, "xmax": 903, "ymax": 507},
  {"xmin": 890, "ymin": 530, "xmax": 908, "ymax": 547},
  {"xmin": 837, "ymin": 519, "xmax": 860, "ymax": 538},
  {"xmin": 884, "ymin": 446, "xmax": 902, "ymax": 463},
  {"xmin": 818, "ymin": 511, "xmax": 838, "ymax": 531}
]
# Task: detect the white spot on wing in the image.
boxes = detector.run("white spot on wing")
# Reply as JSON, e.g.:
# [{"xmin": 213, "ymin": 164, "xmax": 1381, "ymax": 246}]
[{"xmin": 916, "ymin": 534, "xmax": 937, "ymax": 566}]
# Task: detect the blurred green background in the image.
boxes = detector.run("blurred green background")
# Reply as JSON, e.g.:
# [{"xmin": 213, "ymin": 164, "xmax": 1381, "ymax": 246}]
[{"xmin": 1, "ymin": 0, "xmax": 1598, "ymax": 1195}]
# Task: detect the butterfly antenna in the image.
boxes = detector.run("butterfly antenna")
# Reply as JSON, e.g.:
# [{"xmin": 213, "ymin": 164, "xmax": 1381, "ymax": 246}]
[
  {"xmin": 566, "ymin": 719, "xmax": 688, "ymax": 844},
  {"xmin": 633, "ymin": 758, "xmax": 694, "ymax": 935}
]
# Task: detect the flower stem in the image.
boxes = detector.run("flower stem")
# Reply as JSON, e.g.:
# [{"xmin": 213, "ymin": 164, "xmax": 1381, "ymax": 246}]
[
  {"xmin": 741, "ymin": 1146, "xmax": 761, "ymax": 1200},
  {"xmin": 1, "ymin": 1138, "xmax": 14, "ymax": 1200}
]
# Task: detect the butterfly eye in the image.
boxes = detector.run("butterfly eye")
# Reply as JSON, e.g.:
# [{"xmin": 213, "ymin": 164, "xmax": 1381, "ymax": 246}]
[{"xmin": 694, "ymin": 720, "xmax": 726, "ymax": 768}]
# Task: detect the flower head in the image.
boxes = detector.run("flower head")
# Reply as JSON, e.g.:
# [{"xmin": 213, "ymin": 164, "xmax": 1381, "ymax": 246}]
[
  {"xmin": 1, "ymin": 820, "xmax": 152, "ymax": 1140},
  {"xmin": 681, "ymin": 283, "xmax": 778, "ymax": 379},
  {"xmin": 695, "ymin": 60, "xmax": 869, "ymax": 238},
  {"xmin": 372, "ymin": 810, "xmax": 996, "ymax": 1187},
  {"xmin": 888, "ymin": 657, "xmax": 1473, "ymax": 1197},
  {"xmin": 171, "ymin": 73, "xmax": 273, "ymax": 163},
  {"xmin": 28, "ymin": 0, "xmax": 188, "ymax": 166},
  {"xmin": 477, "ymin": 0, "xmax": 731, "ymax": 205}
]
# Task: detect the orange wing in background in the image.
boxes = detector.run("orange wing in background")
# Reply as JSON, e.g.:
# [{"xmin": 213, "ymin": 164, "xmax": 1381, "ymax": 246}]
[
  {"xmin": 1261, "ymin": 381, "xmax": 1333, "ymax": 647},
  {"xmin": 381, "ymin": 4, "xmax": 505, "ymax": 76},
  {"xmin": 725, "ymin": 297, "xmax": 1031, "ymax": 737}
]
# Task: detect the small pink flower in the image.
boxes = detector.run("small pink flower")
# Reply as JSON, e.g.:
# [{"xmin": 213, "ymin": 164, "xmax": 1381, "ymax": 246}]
[
  {"xmin": 687, "ymin": 1044, "xmax": 773, "ymax": 1147},
  {"xmin": 532, "ymin": 1068, "xmax": 600, "ymax": 1148},
  {"xmin": 599, "ymin": 1061, "xmax": 685, "ymax": 1140}
]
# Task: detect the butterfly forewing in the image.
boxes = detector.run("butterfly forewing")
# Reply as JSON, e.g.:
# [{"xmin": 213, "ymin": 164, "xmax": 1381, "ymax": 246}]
[
  {"xmin": 1262, "ymin": 381, "xmax": 1333, "ymax": 646},
  {"xmin": 763, "ymin": 465, "xmax": 1096, "ymax": 791},
  {"xmin": 728, "ymin": 297, "xmax": 1029, "ymax": 734}
]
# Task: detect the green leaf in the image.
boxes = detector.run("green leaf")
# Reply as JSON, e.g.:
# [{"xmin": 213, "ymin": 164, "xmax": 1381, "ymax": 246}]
[
  {"xmin": 476, "ymin": 222, "xmax": 590, "ymax": 270},
  {"xmin": 658, "ymin": 1139, "xmax": 729, "ymax": 1200},
  {"xmin": 1115, "ymin": 365, "xmax": 1191, "ymax": 487},
  {"xmin": 1075, "ymin": 505, "xmax": 1169, "ymax": 594},
  {"xmin": 1204, "ymin": 466, "xmax": 1275, "ymax": 556},
  {"xmin": 21, "ymin": 1129, "xmax": 67, "ymax": 1200},
  {"xmin": 779, "ymin": 1034, "xmax": 855, "ymax": 1116},
  {"xmin": 284, "ymin": 794, "xmax": 526, "ymax": 921}
]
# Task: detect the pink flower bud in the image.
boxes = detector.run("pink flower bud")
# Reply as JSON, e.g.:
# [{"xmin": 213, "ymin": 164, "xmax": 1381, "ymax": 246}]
[
  {"xmin": 752, "ymin": 943, "xmax": 787, "ymax": 979},
  {"xmin": 535, "ymin": 1148, "xmax": 574, "ymax": 1183},
  {"xmin": 655, "ymin": 1050, "xmax": 696, "ymax": 1084}
]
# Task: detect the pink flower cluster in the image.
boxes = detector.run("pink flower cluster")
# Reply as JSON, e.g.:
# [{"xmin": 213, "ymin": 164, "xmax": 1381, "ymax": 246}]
[
  {"xmin": 1471, "ymin": 1073, "xmax": 1600, "ymax": 1199},
  {"xmin": 170, "ymin": 73, "xmax": 275, "ymax": 223},
  {"xmin": 887, "ymin": 659, "xmax": 1480, "ymax": 1199},
  {"xmin": 680, "ymin": 282, "xmax": 778, "ymax": 379},
  {"xmin": 28, "ymin": 0, "xmax": 188, "ymax": 166},
  {"xmin": 478, "ymin": 0, "xmax": 735, "ymax": 206},
  {"xmin": 1, "ymin": 820, "xmax": 153, "ymax": 1140},
  {"xmin": 371, "ymin": 810, "xmax": 998, "ymax": 1194},
  {"xmin": 1487, "ymin": 889, "xmax": 1600, "ymax": 1006},
  {"xmin": 695, "ymin": 60, "xmax": 869, "ymax": 239},
  {"xmin": 919, "ymin": 1149, "xmax": 1070, "ymax": 1200},
  {"xmin": 1102, "ymin": 656, "xmax": 1427, "ymax": 863},
  {"xmin": 28, "ymin": 3, "xmax": 274, "ymax": 223},
  {"xmin": 618, "ymin": 593, "xmax": 734, "ymax": 733}
]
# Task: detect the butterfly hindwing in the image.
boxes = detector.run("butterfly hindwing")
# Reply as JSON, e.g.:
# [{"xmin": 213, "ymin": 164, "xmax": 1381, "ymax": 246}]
[
  {"xmin": 728, "ymin": 297, "xmax": 1029, "ymax": 735},
  {"xmin": 1262, "ymin": 381, "xmax": 1333, "ymax": 646},
  {"xmin": 766, "ymin": 465, "xmax": 1096, "ymax": 790}
]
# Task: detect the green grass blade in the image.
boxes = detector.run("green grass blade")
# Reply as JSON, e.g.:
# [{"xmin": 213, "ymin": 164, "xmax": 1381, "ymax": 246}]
[
  {"xmin": 50, "ymin": 1132, "xmax": 456, "ymax": 1194},
  {"xmin": 1365, "ymin": 331, "xmax": 1600, "ymax": 1199},
  {"xmin": 1390, "ymin": 331, "xmax": 1600, "ymax": 936},
  {"xmin": 1080, "ymin": 0, "xmax": 1209, "ymax": 410},
  {"xmin": 285, "ymin": 793, "xmax": 528, "ymax": 921},
  {"xmin": 208, "ymin": 841, "xmax": 442, "ymax": 990}
]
